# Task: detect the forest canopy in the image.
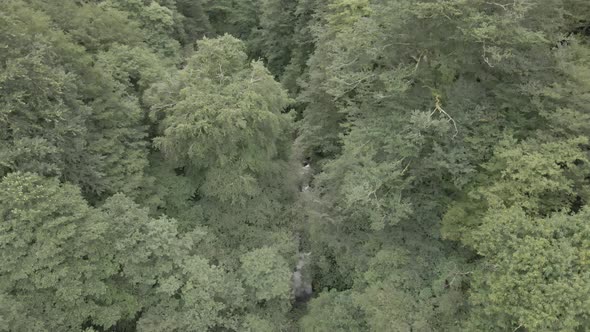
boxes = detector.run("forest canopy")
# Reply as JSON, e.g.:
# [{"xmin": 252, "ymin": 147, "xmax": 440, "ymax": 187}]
[{"xmin": 0, "ymin": 0, "xmax": 589, "ymax": 331}]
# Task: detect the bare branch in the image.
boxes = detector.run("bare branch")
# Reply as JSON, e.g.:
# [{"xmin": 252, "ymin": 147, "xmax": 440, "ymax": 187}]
[
  {"xmin": 332, "ymin": 57, "xmax": 360, "ymax": 71},
  {"xmin": 249, "ymin": 71, "xmax": 261, "ymax": 84},
  {"xmin": 218, "ymin": 64, "xmax": 225, "ymax": 84},
  {"xmin": 411, "ymin": 53, "xmax": 423, "ymax": 73},
  {"xmin": 482, "ymin": 42, "xmax": 495, "ymax": 68},
  {"xmin": 431, "ymin": 96, "xmax": 459, "ymax": 138},
  {"xmin": 485, "ymin": 2, "xmax": 509, "ymax": 10},
  {"xmin": 151, "ymin": 103, "xmax": 176, "ymax": 112},
  {"xmin": 401, "ymin": 161, "xmax": 412, "ymax": 175},
  {"xmin": 448, "ymin": 270, "xmax": 473, "ymax": 287},
  {"xmin": 341, "ymin": 74, "xmax": 375, "ymax": 86}
]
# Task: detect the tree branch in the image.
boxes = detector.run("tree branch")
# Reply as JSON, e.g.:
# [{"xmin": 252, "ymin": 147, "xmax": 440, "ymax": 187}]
[{"xmin": 430, "ymin": 95, "xmax": 459, "ymax": 138}]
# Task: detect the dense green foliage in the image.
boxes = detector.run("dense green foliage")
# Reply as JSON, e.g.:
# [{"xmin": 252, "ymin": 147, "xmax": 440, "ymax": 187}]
[{"xmin": 1, "ymin": 0, "xmax": 589, "ymax": 331}]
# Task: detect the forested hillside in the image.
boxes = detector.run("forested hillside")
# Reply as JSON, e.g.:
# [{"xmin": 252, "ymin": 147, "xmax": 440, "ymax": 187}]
[{"xmin": 1, "ymin": 0, "xmax": 589, "ymax": 331}]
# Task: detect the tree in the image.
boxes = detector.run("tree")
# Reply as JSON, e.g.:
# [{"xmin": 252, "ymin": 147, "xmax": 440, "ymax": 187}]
[
  {"xmin": 0, "ymin": 1, "xmax": 151, "ymax": 201},
  {"xmin": 256, "ymin": 0, "xmax": 299, "ymax": 77},
  {"xmin": 0, "ymin": 173, "xmax": 122, "ymax": 331},
  {"xmin": 444, "ymin": 137, "xmax": 590, "ymax": 330},
  {"xmin": 0, "ymin": 172, "xmax": 249, "ymax": 331},
  {"xmin": 176, "ymin": 0, "xmax": 212, "ymax": 45},
  {"xmin": 240, "ymin": 247, "xmax": 291, "ymax": 302},
  {"xmin": 300, "ymin": 290, "xmax": 367, "ymax": 331},
  {"xmin": 203, "ymin": 0, "xmax": 260, "ymax": 42},
  {"xmin": 298, "ymin": 0, "xmax": 590, "ymax": 330},
  {"xmin": 467, "ymin": 207, "xmax": 590, "ymax": 331},
  {"xmin": 25, "ymin": 0, "xmax": 144, "ymax": 53},
  {"xmin": 146, "ymin": 35, "xmax": 297, "ymax": 245},
  {"xmin": 106, "ymin": 0, "xmax": 182, "ymax": 58},
  {"xmin": 149, "ymin": 35, "xmax": 292, "ymax": 202},
  {"xmin": 3, "ymin": 0, "xmax": 590, "ymax": 330},
  {"xmin": 239, "ymin": 247, "xmax": 292, "ymax": 329},
  {"xmin": 145, "ymin": 34, "xmax": 299, "ymax": 326}
]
